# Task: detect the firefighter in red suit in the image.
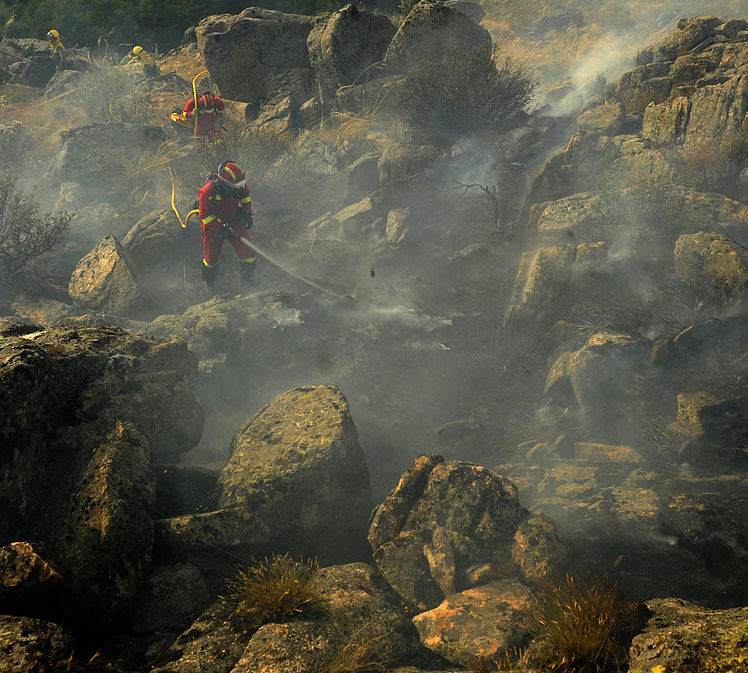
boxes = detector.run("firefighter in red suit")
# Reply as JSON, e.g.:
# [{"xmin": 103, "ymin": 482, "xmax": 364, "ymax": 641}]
[
  {"xmin": 183, "ymin": 92, "xmax": 225, "ymax": 142},
  {"xmin": 199, "ymin": 161, "xmax": 255, "ymax": 286}
]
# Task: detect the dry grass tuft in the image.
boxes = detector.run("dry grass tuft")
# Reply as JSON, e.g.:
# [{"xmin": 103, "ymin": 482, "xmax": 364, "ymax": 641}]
[
  {"xmin": 226, "ymin": 553, "xmax": 327, "ymax": 629},
  {"xmin": 531, "ymin": 573, "xmax": 636, "ymax": 673},
  {"xmin": 324, "ymin": 622, "xmax": 391, "ymax": 673}
]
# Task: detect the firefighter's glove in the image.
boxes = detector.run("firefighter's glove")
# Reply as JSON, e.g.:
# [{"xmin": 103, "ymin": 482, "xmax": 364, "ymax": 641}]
[
  {"xmin": 221, "ymin": 222, "xmax": 235, "ymax": 238},
  {"xmin": 240, "ymin": 210, "xmax": 253, "ymax": 230}
]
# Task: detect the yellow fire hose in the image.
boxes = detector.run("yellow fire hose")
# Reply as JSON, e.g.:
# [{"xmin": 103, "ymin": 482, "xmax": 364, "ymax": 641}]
[{"xmin": 192, "ymin": 69, "xmax": 209, "ymax": 136}]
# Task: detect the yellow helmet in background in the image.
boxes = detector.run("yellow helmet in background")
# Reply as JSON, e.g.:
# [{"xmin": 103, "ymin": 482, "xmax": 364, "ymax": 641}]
[
  {"xmin": 132, "ymin": 45, "xmax": 143, "ymax": 54},
  {"xmin": 47, "ymin": 29, "xmax": 60, "ymax": 39}
]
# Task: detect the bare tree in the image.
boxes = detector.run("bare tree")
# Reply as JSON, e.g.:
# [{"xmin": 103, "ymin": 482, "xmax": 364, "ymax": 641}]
[{"xmin": 0, "ymin": 174, "xmax": 72, "ymax": 280}]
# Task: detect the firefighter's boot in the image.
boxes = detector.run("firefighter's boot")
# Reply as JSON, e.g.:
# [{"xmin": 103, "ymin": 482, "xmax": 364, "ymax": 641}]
[
  {"xmin": 240, "ymin": 259, "xmax": 255, "ymax": 283},
  {"xmin": 202, "ymin": 263, "xmax": 217, "ymax": 287}
]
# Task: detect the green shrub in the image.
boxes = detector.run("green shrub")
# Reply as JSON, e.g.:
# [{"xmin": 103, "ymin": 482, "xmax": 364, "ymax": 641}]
[
  {"xmin": 227, "ymin": 553, "xmax": 327, "ymax": 629},
  {"xmin": 397, "ymin": 46, "xmax": 535, "ymax": 145},
  {"xmin": 0, "ymin": 173, "xmax": 72, "ymax": 280}
]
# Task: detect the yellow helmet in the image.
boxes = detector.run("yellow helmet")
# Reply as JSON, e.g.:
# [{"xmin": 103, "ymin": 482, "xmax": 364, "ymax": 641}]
[
  {"xmin": 47, "ymin": 29, "xmax": 60, "ymax": 39},
  {"xmin": 132, "ymin": 45, "xmax": 143, "ymax": 54}
]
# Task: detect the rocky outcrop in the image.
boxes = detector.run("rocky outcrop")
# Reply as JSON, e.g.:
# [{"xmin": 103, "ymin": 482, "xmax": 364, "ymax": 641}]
[
  {"xmin": 234, "ymin": 563, "xmax": 421, "ymax": 672},
  {"xmin": 1, "ymin": 38, "xmax": 90, "ymax": 88},
  {"xmin": 503, "ymin": 242, "xmax": 608, "ymax": 330},
  {"xmin": 68, "ymin": 235, "xmax": 144, "ymax": 316},
  {"xmin": 674, "ymin": 232, "xmax": 748, "ymax": 306},
  {"xmin": 368, "ymin": 455, "xmax": 567, "ymax": 613},
  {"xmin": 129, "ymin": 563, "xmax": 211, "ymax": 633},
  {"xmin": 122, "ymin": 209, "xmax": 193, "ymax": 269},
  {"xmin": 42, "ymin": 422, "xmax": 155, "ymax": 629},
  {"xmin": 0, "ymin": 616, "xmax": 74, "ymax": 672},
  {"xmin": 544, "ymin": 332, "xmax": 651, "ymax": 420},
  {"xmin": 307, "ymin": 4, "xmax": 395, "ymax": 103},
  {"xmin": 196, "ymin": 7, "xmax": 315, "ymax": 103},
  {"xmin": 385, "ymin": 0, "xmax": 492, "ymax": 72},
  {"xmin": 0, "ymin": 323, "xmax": 202, "ymax": 629},
  {"xmin": 412, "ymin": 579, "xmax": 534, "ymax": 666},
  {"xmin": 156, "ymin": 562, "xmax": 421, "ymax": 673},
  {"xmin": 629, "ymin": 597, "xmax": 748, "ymax": 672},
  {"xmin": 51, "ymin": 123, "xmax": 165, "ymax": 186},
  {"xmin": 219, "ymin": 385, "xmax": 371, "ymax": 561}
]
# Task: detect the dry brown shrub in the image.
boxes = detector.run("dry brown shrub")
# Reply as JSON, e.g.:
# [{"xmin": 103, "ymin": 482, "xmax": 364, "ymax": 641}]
[
  {"xmin": 226, "ymin": 553, "xmax": 327, "ymax": 629},
  {"xmin": 529, "ymin": 573, "xmax": 638, "ymax": 673}
]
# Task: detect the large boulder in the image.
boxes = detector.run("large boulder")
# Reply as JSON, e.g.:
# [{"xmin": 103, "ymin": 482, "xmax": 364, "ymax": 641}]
[
  {"xmin": 218, "ymin": 385, "xmax": 371, "ymax": 562},
  {"xmin": 412, "ymin": 579, "xmax": 534, "ymax": 666},
  {"xmin": 122, "ymin": 209, "xmax": 193, "ymax": 269},
  {"xmin": 368, "ymin": 455, "xmax": 567, "ymax": 613},
  {"xmin": 0, "ymin": 322, "xmax": 202, "ymax": 529},
  {"xmin": 674, "ymin": 231, "xmax": 748, "ymax": 306},
  {"xmin": 0, "ymin": 39, "xmax": 89, "ymax": 88},
  {"xmin": 41, "ymin": 422, "xmax": 155, "ymax": 630},
  {"xmin": 503, "ymin": 242, "xmax": 608, "ymax": 330},
  {"xmin": 129, "ymin": 563, "xmax": 211, "ymax": 633},
  {"xmin": 0, "ymin": 542, "xmax": 63, "ymax": 615},
  {"xmin": 155, "ymin": 562, "xmax": 421, "ymax": 673},
  {"xmin": 68, "ymin": 235, "xmax": 144, "ymax": 316},
  {"xmin": 196, "ymin": 7, "xmax": 315, "ymax": 103},
  {"xmin": 51, "ymin": 123, "xmax": 165, "ymax": 186},
  {"xmin": 544, "ymin": 332, "xmax": 651, "ymax": 422},
  {"xmin": 385, "ymin": 0, "xmax": 493, "ymax": 72},
  {"xmin": 307, "ymin": 4, "xmax": 396, "ymax": 103},
  {"xmin": 0, "ymin": 323, "xmax": 202, "ymax": 628},
  {"xmin": 233, "ymin": 563, "xmax": 421, "ymax": 672},
  {"xmin": 629, "ymin": 598, "xmax": 748, "ymax": 672},
  {"xmin": 0, "ymin": 616, "xmax": 74, "ymax": 672}
]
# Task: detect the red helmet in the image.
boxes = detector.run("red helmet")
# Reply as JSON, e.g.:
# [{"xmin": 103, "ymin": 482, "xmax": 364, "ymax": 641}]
[
  {"xmin": 218, "ymin": 161, "xmax": 245, "ymax": 188},
  {"xmin": 198, "ymin": 92, "xmax": 215, "ymax": 111}
]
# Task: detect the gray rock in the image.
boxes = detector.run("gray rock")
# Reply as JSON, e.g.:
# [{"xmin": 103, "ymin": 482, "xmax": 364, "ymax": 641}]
[
  {"xmin": 68, "ymin": 235, "xmax": 144, "ymax": 316},
  {"xmin": 122, "ymin": 209, "xmax": 192, "ymax": 269},
  {"xmin": 218, "ymin": 385, "xmax": 371, "ymax": 563},
  {"xmin": 345, "ymin": 152, "xmax": 382, "ymax": 202},
  {"xmin": 154, "ymin": 464, "xmax": 220, "ymax": 517},
  {"xmin": 674, "ymin": 231, "xmax": 748, "ymax": 306},
  {"xmin": 444, "ymin": 1, "xmax": 485, "ymax": 24},
  {"xmin": 129, "ymin": 564, "xmax": 211, "ymax": 633},
  {"xmin": 368, "ymin": 455, "xmax": 566, "ymax": 612},
  {"xmin": 51, "ymin": 123, "xmax": 165, "ymax": 187},
  {"xmin": 307, "ymin": 4, "xmax": 396, "ymax": 103},
  {"xmin": 629, "ymin": 598, "xmax": 748, "ymax": 672},
  {"xmin": 385, "ymin": 0, "xmax": 493, "ymax": 72},
  {"xmin": 0, "ymin": 616, "xmax": 74, "ymax": 673},
  {"xmin": 378, "ymin": 142, "xmax": 442, "ymax": 185},
  {"xmin": 233, "ymin": 563, "xmax": 421, "ymax": 672},
  {"xmin": 196, "ymin": 7, "xmax": 315, "ymax": 103}
]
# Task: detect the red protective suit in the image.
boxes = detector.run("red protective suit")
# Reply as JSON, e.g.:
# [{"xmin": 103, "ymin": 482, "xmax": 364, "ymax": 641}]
[
  {"xmin": 199, "ymin": 178, "xmax": 255, "ymax": 268},
  {"xmin": 183, "ymin": 95, "xmax": 225, "ymax": 140}
]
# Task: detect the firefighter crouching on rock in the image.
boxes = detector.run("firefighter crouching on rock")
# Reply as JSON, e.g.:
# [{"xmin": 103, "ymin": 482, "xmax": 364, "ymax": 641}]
[
  {"xmin": 183, "ymin": 92, "xmax": 225, "ymax": 143},
  {"xmin": 199, "ymin": 161, "xmax": 255, "ymax": 287},
  {"xmin": 129, "ymin": 46, "xmax": 160, "ymax": 78}
]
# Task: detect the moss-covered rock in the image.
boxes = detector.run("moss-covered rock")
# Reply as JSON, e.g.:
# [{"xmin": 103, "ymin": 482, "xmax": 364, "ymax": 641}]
[
  {"xmin": 369, "ymin": 457, "xmax": 566, "ymax": 613},
  {"xmin": 218, "ymin": 385, "xmax": 371, "ymax": 562},
  {"xmin": 674, "ymin": 231, "xmax": 748, "ymax": 306},
  {"xmin": 629, "ymin": 597, "xmax": 748, "ymax": 672}
]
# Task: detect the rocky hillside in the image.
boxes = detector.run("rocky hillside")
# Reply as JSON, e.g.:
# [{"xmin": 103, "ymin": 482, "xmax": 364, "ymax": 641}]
[{"xmin": 5, "ymin": 3, "xmax": 748, "ymax": 672}]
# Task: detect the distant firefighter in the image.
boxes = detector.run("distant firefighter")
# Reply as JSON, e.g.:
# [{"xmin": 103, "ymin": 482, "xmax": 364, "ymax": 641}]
[
  {"xmin": 182, "ymin": 91, "xmax": 225, "ymax": 143},
  {"xmin": 198, "ymin": 161, "xmax": 255, "ymax": 287},
  {"xmin": 46, "ymin": 29, "xmax": 64, "ymax": 68},
  {"xmin": 129, "ymin": 45, "xmax": 160, "ymax": 78}
]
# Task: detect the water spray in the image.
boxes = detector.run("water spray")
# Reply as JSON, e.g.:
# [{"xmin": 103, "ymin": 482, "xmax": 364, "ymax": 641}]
[{"xmin": 232, "ymin": 231, "xmax": 350, "ymax": 300}]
